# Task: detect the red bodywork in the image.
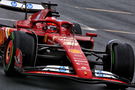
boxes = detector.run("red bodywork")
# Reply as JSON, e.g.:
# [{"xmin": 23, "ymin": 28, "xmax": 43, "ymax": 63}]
[
  {"xmin": 0, "ymin": 8, "xmax": 94, "ymax": 79},
  {"xmin": 0, "ymin": 5, "xmax": 133, "ymax": 87}
]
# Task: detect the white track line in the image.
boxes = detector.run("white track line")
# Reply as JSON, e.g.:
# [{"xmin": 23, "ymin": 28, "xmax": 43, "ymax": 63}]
[
  {"xmin": 74, "ymin": 6, "xmax": 133, "ymax": 15},
  {"xmin": 0, "ymin": 18, "xmax": 17, "ymax": 21},
  {"xmin": 102, "ymin": 29, "xmax": 135, "ymax": 35}
]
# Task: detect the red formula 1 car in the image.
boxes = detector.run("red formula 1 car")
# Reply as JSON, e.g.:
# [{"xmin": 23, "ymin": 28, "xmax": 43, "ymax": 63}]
[{"xmin": 0, "ymin": 1, "xmax": 135, "ymax": 89}]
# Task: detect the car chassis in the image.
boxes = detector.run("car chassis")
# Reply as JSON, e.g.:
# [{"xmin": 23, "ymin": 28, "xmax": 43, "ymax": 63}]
[{"xmin": 0, "ymin": 1, "xmax": 134, "ymax": 89}]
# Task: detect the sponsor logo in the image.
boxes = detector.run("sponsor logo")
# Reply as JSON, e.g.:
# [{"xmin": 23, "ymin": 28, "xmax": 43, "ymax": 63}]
[
  {"xmin": 59, "ymin": 66, "xmax": 67, "ymax": 72},
  {"xmin": 42, "ymin": 65, "xmax": 70, "ymax": 73},
  {"xmin": 69, "ymin": 49, "xmax": 81, "ymax": 54},
  {"xmin": 74, "ymin": 54, "xmax": 83, "ymax": 57},
  {"xmin": 74, "ymin": 60, "xmax": 87, "ymax": 63},
  {"xmin": 81, "ymin": 66, "xmax": 87, "ymax": 70},
  {"xmin": 95, "ymin": 70, "xmax": 116, "ymax": 79},
  {"xmin": 26, "ymin": 3, "xmax": 33, "ymax": 9},
  {"xmin": 63, "ymin": 42, "xmax": 78, "ymax": 46},
  {"xmin": 11, "ymin": 1, "xmax": 17, "ymax": 7}
]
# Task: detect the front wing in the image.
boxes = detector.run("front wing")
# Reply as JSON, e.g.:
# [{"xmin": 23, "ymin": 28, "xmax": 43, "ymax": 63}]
[{"xmin": 20, "ymin": 65, "xmax": 135, "ymax": 88}]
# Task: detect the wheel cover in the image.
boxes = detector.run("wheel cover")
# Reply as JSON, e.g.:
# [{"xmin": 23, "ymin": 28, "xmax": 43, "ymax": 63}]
[{"xmin": 5, "ymin": 40, "xmax": 13, "ymax": 65}]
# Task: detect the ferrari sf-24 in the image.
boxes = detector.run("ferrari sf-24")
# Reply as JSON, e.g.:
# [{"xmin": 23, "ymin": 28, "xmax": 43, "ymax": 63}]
[{"xmin": 0, "ymin": 1, "xmax": 134, "ymax": 89}]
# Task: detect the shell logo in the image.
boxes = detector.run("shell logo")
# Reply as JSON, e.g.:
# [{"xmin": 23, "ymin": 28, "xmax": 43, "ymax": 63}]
[{"xmin": 69, "ymin": 49, "xmax": 81, "ymax": 54}]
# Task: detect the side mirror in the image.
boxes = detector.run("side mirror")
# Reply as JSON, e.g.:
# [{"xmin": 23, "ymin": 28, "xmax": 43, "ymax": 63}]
[{"xmin": 86, "ymin": 32, "xmax": 97, "ymax": 37}]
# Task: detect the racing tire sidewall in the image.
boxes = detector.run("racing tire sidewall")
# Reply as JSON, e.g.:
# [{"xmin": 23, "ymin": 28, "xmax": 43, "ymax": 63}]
[{"xmin": 103, "ymin": 42, "xmax": 134, "ymax": 89}]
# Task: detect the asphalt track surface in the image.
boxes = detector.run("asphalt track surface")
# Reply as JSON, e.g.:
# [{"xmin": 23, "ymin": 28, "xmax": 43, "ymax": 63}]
[{"xmin": 0, "ymin": 0, "xmax": 135, "ymax": 90}]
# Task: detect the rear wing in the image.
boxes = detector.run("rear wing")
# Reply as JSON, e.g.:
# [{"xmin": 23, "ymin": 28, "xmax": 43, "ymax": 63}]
[
  {"xmin": 0, "ymin": 1, "xmax": 58, "ymax": 12},
  {"xmin": 0, "ymin": 1, "xmax": 44, "ymax": 12},
  {"xmin": 0, "ymin": 1, "xmax": 58, "ymax": 19}
]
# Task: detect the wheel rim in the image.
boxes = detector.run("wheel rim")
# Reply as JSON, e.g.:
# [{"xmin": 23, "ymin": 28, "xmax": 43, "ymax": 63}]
[
  {"xmin": 5, "ymin": 40, "xmax": 13, "ymax": 65},
  {"xmin": 15, "ymin": 48, "xmax": 22, "ymax": 68}
]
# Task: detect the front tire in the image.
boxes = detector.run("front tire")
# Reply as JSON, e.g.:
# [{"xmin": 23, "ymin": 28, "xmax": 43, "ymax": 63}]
[
  {"xmin": 103, "ymin": 40, "xmax": 134, "ymax": 88},
  {"xmin": 3, "ymin": 31, "xmax": 36, "ymax": 76}
]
